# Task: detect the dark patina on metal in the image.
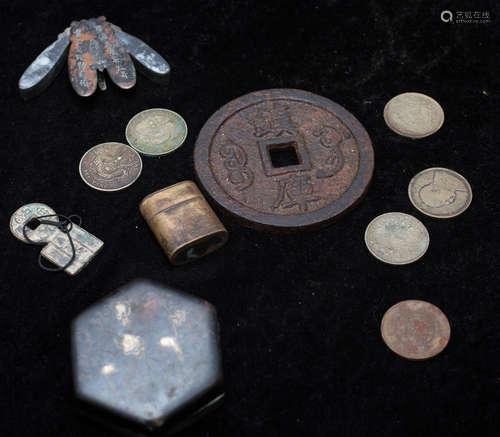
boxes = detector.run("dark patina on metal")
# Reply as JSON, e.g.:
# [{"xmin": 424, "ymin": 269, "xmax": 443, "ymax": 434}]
[
  {"xmin": 140, "ymin": 181, "xmax": 228, "ymax": 265},
  {"xmin": 72, "ymin": 279, "xmax": 224, "ymax": 434},
  {"xmin": 194, "ymin": 89, "xmax": 374, "ymax": 231},
  {"xmin": 19, "ymin": 16, "xmax": 170, "ymax": 99}
]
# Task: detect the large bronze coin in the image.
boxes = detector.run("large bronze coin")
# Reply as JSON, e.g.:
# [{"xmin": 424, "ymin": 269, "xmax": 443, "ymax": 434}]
[
  {"xmin": 381, "ymin": 300, "xmax": 451, "ymax": 360},
  {"xmin": 194, "ymin": 89, "xmax": 374, "ymax": 231}
]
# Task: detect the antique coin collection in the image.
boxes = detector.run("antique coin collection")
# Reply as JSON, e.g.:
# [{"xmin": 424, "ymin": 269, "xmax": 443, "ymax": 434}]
[{"xmin": 12, "ymin": 18, "xmax": 473, "ymax": 434}]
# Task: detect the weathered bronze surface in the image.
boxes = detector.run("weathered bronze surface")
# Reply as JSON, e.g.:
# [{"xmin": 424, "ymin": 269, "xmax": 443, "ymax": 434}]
[
  {"xmin": 19, "ymin": 16, "xmax": 170, "ymax": 99},
  {"xmin": 9, "ymin": 203, "xmax": 103, "ymax": 275},
  {"xmin": 194, "ymin": 89, "xmax": 374, "ymax": 231},
  {"xmin": 72, "ymin": 279, "xmax": 224, "ymax": 432},
  {"xmin": 381, "ymin": 300, "xmax": 451, "ymax": 360},
  {"xmin": 140, "ymin": 181, "xmax": 228, "ymax": 265}
]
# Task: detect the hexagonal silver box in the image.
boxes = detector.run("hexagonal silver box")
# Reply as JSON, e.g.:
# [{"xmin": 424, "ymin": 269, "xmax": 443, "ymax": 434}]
[{"xmin": 71, "ymin": 279, "xmax": 223, "ymax": 434}]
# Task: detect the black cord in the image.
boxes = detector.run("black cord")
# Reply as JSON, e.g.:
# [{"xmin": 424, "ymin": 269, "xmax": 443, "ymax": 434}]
[{"xmin": 22, "ymin": 213, "xmax": 82, "ymax": 272}]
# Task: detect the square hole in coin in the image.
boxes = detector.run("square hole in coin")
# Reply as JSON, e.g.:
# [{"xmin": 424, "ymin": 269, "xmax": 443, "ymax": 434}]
[{"xmin": 268, "ymin": 142, "xmax": 300, "ymax": 168}]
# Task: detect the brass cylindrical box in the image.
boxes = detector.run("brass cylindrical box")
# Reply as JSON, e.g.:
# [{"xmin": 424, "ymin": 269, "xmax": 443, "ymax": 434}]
[{"xmin": 140, "ymin": 180, "xmax": 228, "ymax": 265}]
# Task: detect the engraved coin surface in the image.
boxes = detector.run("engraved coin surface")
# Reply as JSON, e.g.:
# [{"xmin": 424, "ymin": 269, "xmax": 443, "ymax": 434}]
[
  {"xmin": 381, "ymin": 300, "xmax": 451, "ymax": 360},
  {"xmin": 364, "ymin": 212, "xmax": 429, "ymax": 265},
  {"xmin": 194, "ymin": 89, "xmax": 374, "ymax": 231},
  {"xmin": 126, "ymin": 108, "xmax": 188, "ymax": 156},
  {"xmin": 409, "ymin": 167, "xmax": 472, "ymax": 218},
  {"xmin": 9, "ymin": 203, "xmax": 57, "ymax": 243},
  {"xmin": 384, "ymin": 92, "xmax": 444, "ymax": 138},
  {"xmin": 79, "ymin": 142, "xmax": 142, "ymax": 191}
]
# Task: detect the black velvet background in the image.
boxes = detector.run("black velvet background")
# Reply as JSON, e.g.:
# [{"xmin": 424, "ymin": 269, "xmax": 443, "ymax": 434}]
[{"xmin": 1, "ymin": 1, "xmax": 499, "ymax": 436}]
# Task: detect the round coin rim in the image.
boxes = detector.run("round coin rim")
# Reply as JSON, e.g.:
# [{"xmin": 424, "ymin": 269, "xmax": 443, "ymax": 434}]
[
  {"xmin": 9, "ymin": 202, "xmax": 57, "ymax": 242},
  {"xmin": 79, "ymin": 142, "xmax": 143, "ymax": 192},
  {"xmin": 383, "ymin": 92, "xmax": 445, "ymax": 139},
  {"xmin": 380, "ymin": 299, "xmax": 451, "ymax": 360},
  {"xmin": 364, "ymin": 212, "xmax": 430, "ymax": 265},
  {"xmin": 408, "ymin": 167, "xmax": 472, "ymax": 218},
  {"xmin": 125, "ymin": 108, "xmax": 188, "ymax": 156},
  {"xmin": 194, "ymin": 88, "xmax": 375, "ymax": 230}
]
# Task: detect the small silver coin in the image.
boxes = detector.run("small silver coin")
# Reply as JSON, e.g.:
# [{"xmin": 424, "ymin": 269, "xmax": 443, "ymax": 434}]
[
  {"xmin": 384, "ymin": 92, "xmax": 444, "ymax": 138},
  {"xmin": 125, "ymin": 108, "xmax": 188, "ymax": 156},
  {"xmin": 79, "ymin": 142, "xmax": 142, "ymax": 191},
  {"xmin": 408, "ymin": 167, "xmax": 472, "ymax": 218},
  {"xmin": 364, "ymin": 212, "xmax": 430, "ymax": 265}
]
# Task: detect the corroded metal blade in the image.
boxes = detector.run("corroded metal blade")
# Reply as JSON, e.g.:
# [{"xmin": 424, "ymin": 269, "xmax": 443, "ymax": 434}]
[
  {"xmin": 68, "ymin": 20, "xmax": 98, "ymax": 96},
  {"xmin": 20, "ymin": 17, "xmax": 168, "ymax": 99},
  {"xmin": 99, "ymin": 21, "xmax": 136, "ymax": 90},
  {"xmin": 18, "ymin": 29, "xmax": 70, "ymax": 100},
  {"xmin": 113, "ymin": 27, "xmax": 170, "ymax": 83},
  {"xmin": 68, "ymin": 18, "xmax": 135, "ymax": 96}
]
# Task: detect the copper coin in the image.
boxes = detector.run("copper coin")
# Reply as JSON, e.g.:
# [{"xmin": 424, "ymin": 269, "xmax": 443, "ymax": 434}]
[
  {"xmin": 364, "ymin": 212, "xmax": 429, "ymax": 265},
  {"xmin": 408, "ymin": 167, "xmax": 472, "ymax": 218},
  {"xmin": 384, "ymin": 92, "xmax": 444, "ymax": 138},
  {"xmin": 79, "ymin": 142, "xmax": 142, "ymax": 191},
  {"xmin": 381, "ymin": 300, "xmax": 451, "ymax": 360},
  {"xmin": 194, "ymin": 89, "xmax": 374, "ymax": 231}
]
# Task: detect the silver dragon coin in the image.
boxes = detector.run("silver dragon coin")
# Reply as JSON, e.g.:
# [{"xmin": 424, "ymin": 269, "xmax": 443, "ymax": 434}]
[{"xmin": 79, "ymin": 142, "xmax": 143, "ymax": 191}]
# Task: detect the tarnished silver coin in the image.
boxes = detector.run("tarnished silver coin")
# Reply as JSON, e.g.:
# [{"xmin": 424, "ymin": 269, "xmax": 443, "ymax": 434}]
[
  {"xmin": 364, "ymin": 212, "xmax": 429, "ymax": 265},
  {"xmin": 381, "ymin": 300, "xmax": 451, "ymax": 360},
  {"xmin": 125, "ymin": 108, "xmax": 188, "ymax": 156},
  {"xmin": 384, "ymin": 92, "xmax": 444, "ymax": 138},
  {"xmin": 409, "ymin": 167, "xmax": 472, "ymax": 218},
  {"xmin": 79, "ymin": 142, "xmax": 142, "ymax": 191}
]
